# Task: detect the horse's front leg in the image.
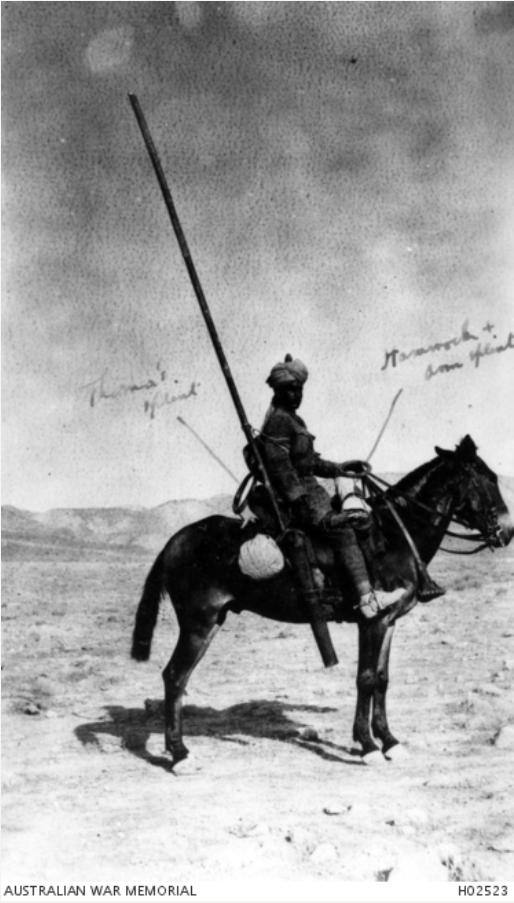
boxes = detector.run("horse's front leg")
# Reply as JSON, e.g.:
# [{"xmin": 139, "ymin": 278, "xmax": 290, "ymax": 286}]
[
  {"xmin": 371, "ymin": 621, "xmax": 403, "ymax": 757},
  {"xmin": 353, "ymin": 620, "xmax": 383, "ymax": 760}
]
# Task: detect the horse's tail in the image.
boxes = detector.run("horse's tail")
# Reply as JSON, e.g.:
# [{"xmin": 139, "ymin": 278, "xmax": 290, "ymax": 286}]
[{"xmin": 131, "ymin": 549, "xmax": 166, "ymax": 662}]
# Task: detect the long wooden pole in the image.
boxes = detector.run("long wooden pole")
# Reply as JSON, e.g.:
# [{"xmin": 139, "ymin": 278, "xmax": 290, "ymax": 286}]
[
  {"xmin": 128, "ymin": 93, "xmax": 285, "ymax": 531},
  {"xmin": 129, "ymin": 95, "xmax": 338, "ymax": 667}
]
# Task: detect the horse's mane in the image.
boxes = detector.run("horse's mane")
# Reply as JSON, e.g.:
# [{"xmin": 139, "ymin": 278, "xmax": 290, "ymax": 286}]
[{"xmin": 392, "ymin": 456, "xmax": 442, "ymax": 496}]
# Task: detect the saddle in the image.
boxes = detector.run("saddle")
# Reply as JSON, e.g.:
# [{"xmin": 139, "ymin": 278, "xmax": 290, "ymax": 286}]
[
  {"xmin": 238, "ymin": 481, "xmax": 383, "ymax": 599},
  {"xmin": 236, "ymin": 478, "xmax": 441, "ymax": 603}
]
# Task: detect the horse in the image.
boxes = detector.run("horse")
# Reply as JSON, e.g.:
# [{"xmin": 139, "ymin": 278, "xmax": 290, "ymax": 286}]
[{"xmin": 131, "ymin": 435, "xmax": 513, "ymax": 767}]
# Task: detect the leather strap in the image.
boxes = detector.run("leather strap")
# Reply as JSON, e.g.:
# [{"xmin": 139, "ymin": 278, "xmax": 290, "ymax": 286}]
[{"xmin": 382, "ymin": 496, "xmax": 426, "ymax": 574}]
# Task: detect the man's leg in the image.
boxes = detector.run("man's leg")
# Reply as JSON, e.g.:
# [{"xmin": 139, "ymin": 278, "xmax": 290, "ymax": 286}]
[{"xmin": 327, "ymin": 525, "xmax": 404, "ymax": 619}]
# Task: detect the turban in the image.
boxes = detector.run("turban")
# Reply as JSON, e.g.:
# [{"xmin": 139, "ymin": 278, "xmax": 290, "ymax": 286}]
[{"xmin": 266, "ymin": 355, "xmax": 308, "ymax": 389}]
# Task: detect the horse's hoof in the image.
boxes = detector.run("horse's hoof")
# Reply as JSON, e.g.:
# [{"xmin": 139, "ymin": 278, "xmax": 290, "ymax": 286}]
[
  {"xmin": 383, "ymin": 744, "xmax": 409, "ymax": 762},
  {"xmin": 362, "ymin": 750, "xmax": 387, "ymax": 766},
  {"xmin": 170, "ymin": 747, "xmax": 189, "ymax": 768}
]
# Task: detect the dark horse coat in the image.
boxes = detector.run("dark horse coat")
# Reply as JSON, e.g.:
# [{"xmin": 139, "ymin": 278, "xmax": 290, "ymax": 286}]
[{"xmin": 131, "ymin": 436, "xmax": 513, "ymax": 767}]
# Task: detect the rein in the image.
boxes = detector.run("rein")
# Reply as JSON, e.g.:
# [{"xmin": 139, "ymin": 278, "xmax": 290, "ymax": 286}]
[{"xmin": 362, "ymin": 471, "xmax": 494, "ymax": 555}]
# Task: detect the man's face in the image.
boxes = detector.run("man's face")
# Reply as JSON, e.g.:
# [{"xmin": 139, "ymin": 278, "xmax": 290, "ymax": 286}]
[{"xmin": 277, "ymin": 383, "xmax": 303, "ymax": 411}]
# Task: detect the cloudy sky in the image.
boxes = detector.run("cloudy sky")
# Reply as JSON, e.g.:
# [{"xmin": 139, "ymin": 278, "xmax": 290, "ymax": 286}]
[{"xmin": 2, "ymin": 1, "xmax": 514, "ymax": 511}]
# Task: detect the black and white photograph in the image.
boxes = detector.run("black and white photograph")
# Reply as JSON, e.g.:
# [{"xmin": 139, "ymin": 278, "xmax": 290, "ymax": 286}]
[{"xmin": 2, "ymin": 2, "xmax": 514, "ymax": 897}]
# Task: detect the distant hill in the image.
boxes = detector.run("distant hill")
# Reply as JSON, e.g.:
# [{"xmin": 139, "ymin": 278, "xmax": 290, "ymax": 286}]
[
  {"xmin": 2, "ymin": 472, "xmax": 513, "ymax": 562},
  {"xmin": 1, "ymin": 495, "xmax": 234, "ymax": 561}
]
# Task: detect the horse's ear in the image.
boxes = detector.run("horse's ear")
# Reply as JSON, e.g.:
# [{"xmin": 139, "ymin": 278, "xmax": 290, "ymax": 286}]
[
  {"xmin": 435, "ymin": 445, "xmax": 455, "ymax": 459},
  {"xmin": 455, "ymin": 435, "xmax": 477, "ymax": 462}
]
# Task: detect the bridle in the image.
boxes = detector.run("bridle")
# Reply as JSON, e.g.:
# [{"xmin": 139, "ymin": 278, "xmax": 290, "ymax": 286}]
[
  {"xmin": 361, "ymin": 462, "xmax": 501, "ymax": 556},
  {"xmin": 442, "ymin": 462, "xmax": 502, "ymax": 552}
]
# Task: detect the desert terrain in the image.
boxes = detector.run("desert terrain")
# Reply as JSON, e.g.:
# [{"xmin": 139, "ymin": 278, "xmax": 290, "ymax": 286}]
[{"xmin": 2, "ymin": 484, "xmax": 514, "ymax": 888}]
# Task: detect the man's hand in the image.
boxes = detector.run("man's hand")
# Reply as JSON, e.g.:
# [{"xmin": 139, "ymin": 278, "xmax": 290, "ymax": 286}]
[{"xmin": 336, "ymin": 460, "xmax": 371, "ymax": 477}]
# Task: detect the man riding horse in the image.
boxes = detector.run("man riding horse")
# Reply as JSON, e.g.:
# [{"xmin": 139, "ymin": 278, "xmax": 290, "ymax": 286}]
[{"xmin": 259, "ymin": 354, "xmax": 441, "ymax": 620}]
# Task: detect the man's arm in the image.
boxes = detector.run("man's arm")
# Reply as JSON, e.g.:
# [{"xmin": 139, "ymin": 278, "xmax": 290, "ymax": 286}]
[
  {"xmin": 312, "ymin": 454, "xmax": 343, "ymax": 479},
  {"xmin": 263, "ymin": 412, "xmax": 306, "ymax": 503}
]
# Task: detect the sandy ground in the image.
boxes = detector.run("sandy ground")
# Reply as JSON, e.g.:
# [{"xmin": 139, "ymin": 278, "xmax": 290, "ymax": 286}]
[{"xmin": 2, "ymin": 540, "xmax": 514, "ymax": 889}]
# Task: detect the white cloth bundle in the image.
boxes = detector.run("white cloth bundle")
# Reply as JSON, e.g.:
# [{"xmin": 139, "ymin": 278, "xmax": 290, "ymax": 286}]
[{"xmin": 238, "ymin": 534, "xmax": 285, "ymax": 580}]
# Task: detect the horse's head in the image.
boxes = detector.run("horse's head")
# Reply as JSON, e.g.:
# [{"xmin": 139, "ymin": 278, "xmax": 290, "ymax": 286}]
[{"xmin": 435, "ymin": 435, "xmax": 514, "ymax": 549}]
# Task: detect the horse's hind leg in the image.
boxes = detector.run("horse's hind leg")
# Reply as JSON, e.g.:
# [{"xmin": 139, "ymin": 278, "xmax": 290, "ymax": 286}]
[{"xmin": 162, "ymin": 618, "xmax": 220, "ymax": 767}]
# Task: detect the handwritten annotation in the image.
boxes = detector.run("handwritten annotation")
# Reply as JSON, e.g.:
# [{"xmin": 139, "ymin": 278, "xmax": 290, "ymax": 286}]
[
  {"xmin": 83, "ymin": 366, "xmax": 199, "ymax": 420},
  {"xmin": 381, "ymin": 320, "xmax": 513, "ymax": 381}
]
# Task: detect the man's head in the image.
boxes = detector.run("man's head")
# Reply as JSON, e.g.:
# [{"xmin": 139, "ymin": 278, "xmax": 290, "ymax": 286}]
[
  {"xmin": 266, "ymin": 354, "xmax": 308, "ymax": 412},
  {"xmin": 275, "ymin": 382, "xmax": 303, "ymax": 411},
  {"xmin": 266, "ymin": 354, "xmax": 309, "ymax": 411}
]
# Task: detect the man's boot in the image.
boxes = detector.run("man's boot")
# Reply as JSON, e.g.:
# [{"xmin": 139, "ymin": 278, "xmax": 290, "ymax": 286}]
[{"xmin": 357, "ymin": 587, "xmax": 407, "ymax": 619}]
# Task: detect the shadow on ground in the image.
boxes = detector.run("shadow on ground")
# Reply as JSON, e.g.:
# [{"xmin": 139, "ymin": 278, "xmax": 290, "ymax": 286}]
[{"xmin": 75, "ymin": 699, "xmax": 363, "ymax": 771}]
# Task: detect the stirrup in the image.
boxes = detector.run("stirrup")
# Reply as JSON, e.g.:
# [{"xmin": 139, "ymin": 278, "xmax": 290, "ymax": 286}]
[
  {"xmin": 418, "ymin": 581, "xmax": 446, "ymax": 602},
  {"xmin": 417, "ymin": 565, "xmax": 446, "ymax": 602}
]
